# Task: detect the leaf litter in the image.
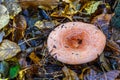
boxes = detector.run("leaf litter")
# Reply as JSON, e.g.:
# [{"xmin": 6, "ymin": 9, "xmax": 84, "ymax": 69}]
[{"xmin": 0, "ymin": 0, "xmax": 120, "ymax": 80}]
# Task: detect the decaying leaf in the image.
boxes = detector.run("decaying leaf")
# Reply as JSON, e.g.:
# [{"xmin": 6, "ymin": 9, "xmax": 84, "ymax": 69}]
[
  {"xmin": 91, "ymin": 14, "xmax": 113, "ymax": 24},
  {"xmin": 12, "ymin": 15, "xmax": 27, "ymax": 42},
  {"xmin": 0, "ymin": 4, "xmax": 10, "ymax": 30},
  {"xmin": 107, "ymin": 40, "xmax": 120, "ymax": 53},
  {"xmin": 62, "ymin": 66, "xmax": 79, "ymax": 80},
  {"xmin": 80, "ymin": 1, "xmax": 101, "ymax": 15},
  {"xmin": 19, "ymin": 0, "xmax": 59, "ymax": 10},
  {"xmin": 0, "ymin": 39, "xmax": 21, "ymax": 60},
  {"xmin": 98, "ymin": 70, "xmax": 120, "ymax": 80},
  {"xmin": 18, "ymin": 67, "xmax": 31, "ymax": 80},
  {"xmin": 29, "ymin": 52, "xmax": 42, "ymax": 66},
  {"xmin": 84, "ymin": 69, "xmax": 120, "ymax": 80},
  {"xmin": 99, "ymin": 53, "xmax": 111, "ymax": 71},
  {"xmin": 34, "ymin": 20, "xmax": 59, "ymax": 30},
  {"xmin": 63, "ymin": 0, "xmax": 80, "ymax": 15},
  {"xmin": 4, "ymin": 0, "xmax": 22, "ymax": 19},
  {"xmin": 79, "ymin": 67, "xmax": 90, "ymax": 80},
  {"xmin": 51, "ymin": 0, "xmax": 80, "ymax": 21},
  {"xmin": 51, "ymin": 11, "xmax": 73, "ymax": 21}
]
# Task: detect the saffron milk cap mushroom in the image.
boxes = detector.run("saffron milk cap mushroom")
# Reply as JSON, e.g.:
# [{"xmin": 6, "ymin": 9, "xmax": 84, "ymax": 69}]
[{"xmin": 47, "ymin": 22, "xmax": 106, "ymax": 64}]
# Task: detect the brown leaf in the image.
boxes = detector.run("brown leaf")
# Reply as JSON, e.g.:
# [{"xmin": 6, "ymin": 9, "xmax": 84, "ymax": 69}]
[
  {"xmin": 91, "ymin": 14, "xmax": 113, "ymax": 24},
  {"xmin": 18, "ymin": 0, "xmax": 59, "ymax": 10},
  {"xmin": 62, "ymin": 66, "xmax": 79, "ymax": 80},
  {"xmin": 0, "ymin": 39, "xmax": 21, "ymax": 60},
  {"xmin": 107, "ymin": 40, "xmax": 120, "ymax": 54},
  {"xmin": 12, "ymin": 15, "xmax": 27, "ymax": 42}
]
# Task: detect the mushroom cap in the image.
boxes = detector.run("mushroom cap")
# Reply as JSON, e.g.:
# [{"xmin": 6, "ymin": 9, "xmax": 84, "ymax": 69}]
[{"xmin": 47, "ymin": 22, "xmax": 106, "ymax": 64}]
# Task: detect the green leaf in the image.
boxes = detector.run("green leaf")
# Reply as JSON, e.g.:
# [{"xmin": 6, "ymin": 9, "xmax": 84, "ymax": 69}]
[{"xmin": 9, "ymin": 63, "xmax": 20, "ymax": 79}]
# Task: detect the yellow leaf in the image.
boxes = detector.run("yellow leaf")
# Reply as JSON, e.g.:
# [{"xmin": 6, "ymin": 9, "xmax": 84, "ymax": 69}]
[
  {"xmin": 80, "ymin": 1, "xmax": 101, "ymax": 15},
  {"xmin": 29, "ymin": 52, "xmax": 42, "ymax": 66}
]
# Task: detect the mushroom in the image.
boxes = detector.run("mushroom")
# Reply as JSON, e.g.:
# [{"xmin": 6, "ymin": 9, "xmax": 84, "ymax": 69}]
[{"xmin": 47, "ymin": 22, "xmax": 106, "ymax": 64}]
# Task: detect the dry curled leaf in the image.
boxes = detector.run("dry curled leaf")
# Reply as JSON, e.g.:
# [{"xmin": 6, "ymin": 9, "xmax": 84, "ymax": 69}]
[
  {"xmin": 0, "ymin": 4, "xmax": 10, "ymax": 30},
  {"xmin": 62, "ymin": 66, "xmax": 79, "ymax": 80},
  {"xmin": 0, "ymin": 39, "xmax": 21, "ymax": 60}
]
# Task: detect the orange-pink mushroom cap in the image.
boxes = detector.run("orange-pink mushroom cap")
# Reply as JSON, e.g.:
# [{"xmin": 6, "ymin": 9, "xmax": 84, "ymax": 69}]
[{"xmin": 47, "ymin": 22, "xmax": 106, "ymax": 64}]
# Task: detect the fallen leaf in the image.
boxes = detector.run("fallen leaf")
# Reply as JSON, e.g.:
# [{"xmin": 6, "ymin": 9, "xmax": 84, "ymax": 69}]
[
  {"xmin": 18, "ymin": 67, "xmax": 31, "ymax": 80},
  {"xmin": 98, "ymin": 70, "xmax": 120, "ymax": 80},
  {"xmin": 0, "ymin": 39, "xmax": 21, "ymax": 60},
  {"xmin": 51, "ymin": 0, "xmax": 80, "ymax": 21},
  {"xmin": 107, "ymin": 40, "xmax": 120, "ymax": 53},
  {"xmin": 84, "ymin": 69, "xmax": 120, "ymax": 80},
  {"xmin": 0, "ymin": 4, "xmax": 10, "ymax": 30},
  {"xmin": 99, "ymin": 53, "xmax": 111, "ymax": 71},
  {"xmin": 4, "ymin": 0, "xmax": 22, "ymax": 19},
  {"xmin": 83, "ymin": 69, "xmax": 97, "ymax": 80},
  {"xmin": 51, "ymin": 11, "xmax": 73, "ymax": 21},
  {"xmin": 9, "ymin": 63, "xmax": 20, "ymax": 79},
  {"xmin": 80, "ymin": 1, "xmax": 101, "ymax": 15},
  {"xmin": 29, "ymin": 52, "xmax": 42, "ymax": 66},
  {"xmin": 12, "ymin": 15, "xmax": 27, "ymax": 42},
  {"xmin": 79, "ymin": 67, "xmax": 90, "ymax": 80},
  {"xmin": 34, "ymin": 20, "xmax": 59, "ymax": 30},
  {"xmin": 19, "ymin": 0, "xmax": 59, "ymax": 10},
  {"xmin": 91, "ymin": 13, "xmax": 113, "ymax": 39},
  {"xmin": 62, "ymin": 66, "xmax": 79, "ymax": 80}
]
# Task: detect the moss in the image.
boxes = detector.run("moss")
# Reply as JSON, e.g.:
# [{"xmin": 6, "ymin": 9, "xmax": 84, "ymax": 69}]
[
  {"xmin": 110, "ymin": 2, "xmax": 120, "ymax": 29},
  {"xmin": 110, "ymin": 15, "xmax": 120, "ymax": 28}
]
